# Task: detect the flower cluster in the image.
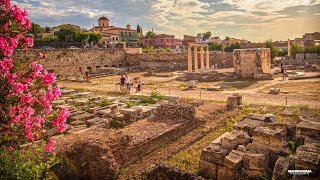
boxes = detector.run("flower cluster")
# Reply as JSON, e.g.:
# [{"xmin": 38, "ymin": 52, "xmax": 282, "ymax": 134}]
[{"xmin": 0, "ymin": 0, "xmax": 69, "ymax": 152}]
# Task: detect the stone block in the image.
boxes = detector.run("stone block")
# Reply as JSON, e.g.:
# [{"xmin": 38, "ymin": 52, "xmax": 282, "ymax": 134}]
[
  {"xmin": 70, "ymin": 113, "xmax": 96, "ymax": 122},
  {"xmin": 198, "ymin": 160, "xmax": 218, "ymax": 179},
  {"xmin": 221, "ymin": 130, "xmax": 252, "ymax": 151},
  {"xmin": 246, "ymin": 113, "xmax": 276, "ymax": 122},
  {"xmin": 296, "ymin": 117, "xmax": 320, "ymax": 145},
  {"xmin": 224, "ymin": 150, "xmax": 245, "ymax": 171},
  {"xmin": 70, "ymin": 120, "xmax": 86, "ymax": 126},
  {"xmin": 233, "ymin": 117, "xmax": 265, "ymax": 136},
  {"xmin": 165, "ymin": 95, "xmax": 180, "ymax": 103},
  {"xmin": 86, "ymin": 117, "xmax": 108, "ymax": 126},
  {"xmin": 237, "ymin": 145, "xmax": 247, "ymax": 153},
  {"xmin": 120, "ymin": 108, "xmax": 138, "ymax": 120},
  {"xmin": 188, "ymin": 80, "xmax": 198, "ymax": 88},
  {"xmin": 200, "ymin": 144, "xmax": 229, "ymax": 165},
  {"xmin": 295, "ymin": 143, "xmax": 320, "ymax": 176},
  {"xmin": 252, "ymin": 126, "xmax": 284, "ymax": 153},
  {"xmin": 272, "ymin": 157, "xmax": 289, "ymax": 180},
  {"xmin": 207, "ymin": 86, "xmax": 222, "ymax": 91},
  {"xmin": 243, "ymin": 153, "xmax": 268, "ymax": 170},
  {"xmin": 211, "ymin": 132, "xmax": 231, "ymax": 145},
  {"xmin": 226, "ymin": 94, "xmax": 242, "ymax": 110}
]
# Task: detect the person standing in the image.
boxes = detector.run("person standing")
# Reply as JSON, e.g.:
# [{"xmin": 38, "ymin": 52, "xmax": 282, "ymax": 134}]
[
  {"xmin": 137, "ymin": 77, "xmax": 141, "ymax": 92},
  {"xmin": 120, "ymin": 75, "xmax": 125, "ymax": 87},
  {"xmin": 125, "ymin": 75, "xmax": 131, "ymax": 91},
  {"xmin": 133, "ymin": 77, "xmax": 139, "ymax": 93}
]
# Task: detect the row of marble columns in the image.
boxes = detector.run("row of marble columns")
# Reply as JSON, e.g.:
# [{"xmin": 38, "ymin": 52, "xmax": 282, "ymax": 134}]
[{"xmin": 187, "ymin": 46, "xmax": 210, "ymax": 73}]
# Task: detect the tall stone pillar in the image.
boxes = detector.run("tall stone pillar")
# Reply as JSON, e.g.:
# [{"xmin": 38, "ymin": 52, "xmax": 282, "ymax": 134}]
[
  {"xmin": 194, "ymin": 46, "xmax": 198, "ymax": 73},
  {"xmin": 200, "ymin": 46, "xmax": 204, "ymax": 71},
  {"xmin": 188, "ymin": 46, "xmax": 192, "ymax": 72},
  {"xmin": 206, "ymin": 46, "xmax": 210, "ymax": 70},
  {"xmin": 287, "ymin": 39, "xmax": 291, "ymax": 56}
]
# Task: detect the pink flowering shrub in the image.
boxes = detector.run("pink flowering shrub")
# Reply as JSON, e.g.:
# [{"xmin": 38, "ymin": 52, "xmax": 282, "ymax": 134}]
[{"xmin": 0, "ymin": 0, "xmax": 69, "ymax": 152}]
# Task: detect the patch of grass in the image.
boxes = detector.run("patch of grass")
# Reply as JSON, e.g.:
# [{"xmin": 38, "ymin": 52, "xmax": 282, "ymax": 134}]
[
  {"xmin": 100, "ymin": 99, "xmax": 112, "ymax": 107},
  {"xmin": 109, "ymin": 118, "xmax": 124, "ymax": 129},
  {"xmin": 126, "ymin": 101, "xmax": 134, "ymax": 108}
]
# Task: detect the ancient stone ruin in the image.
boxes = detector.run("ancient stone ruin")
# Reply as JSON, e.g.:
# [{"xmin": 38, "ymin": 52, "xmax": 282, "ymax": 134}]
[
  {"xmin": 233, "ymin": 48, "xmax": 272, "ymax": 79},
  {"xmin": 198, "ymin": 113, "xmax": 320, "ymax": 179}
]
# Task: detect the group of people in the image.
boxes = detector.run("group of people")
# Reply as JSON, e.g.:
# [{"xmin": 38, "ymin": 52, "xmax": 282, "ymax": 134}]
[{"xmin": 120, "ymin": 74, "xmax": 142, "ymax": 93}]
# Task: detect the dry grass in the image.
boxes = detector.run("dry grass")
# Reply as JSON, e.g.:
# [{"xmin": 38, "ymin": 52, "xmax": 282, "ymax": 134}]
[{"xmin": 259, "ymin": 81, "xmax": 320, "ymax": 98}]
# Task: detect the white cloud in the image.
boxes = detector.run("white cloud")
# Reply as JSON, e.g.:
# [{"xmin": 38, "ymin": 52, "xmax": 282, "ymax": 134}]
[{"xmin": 222, "ymin": 0, "xmax": 320, "ymax": 13}]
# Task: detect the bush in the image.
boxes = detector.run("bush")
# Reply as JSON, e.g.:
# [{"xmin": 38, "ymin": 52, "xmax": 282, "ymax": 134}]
[
  {"xmin": 126, "ymin": 101, "xmax": 133, "ymax": 108},
  {"xmin": 0, "ymin": 147, "xmax": 58, "ymax": 179},
  {"xmin": 150, "ymin": 89, "xmax": 165, "ymax": 101}
]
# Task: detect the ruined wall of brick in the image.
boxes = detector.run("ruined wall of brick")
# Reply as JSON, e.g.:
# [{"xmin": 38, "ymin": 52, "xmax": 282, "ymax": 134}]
[
  {"xmin": 13, "ymin": 50, "xmax": 233, "ymax": 77},
  {"xmin": 233, "ymin": 48, "xmax": 271, "ymax": 79}
]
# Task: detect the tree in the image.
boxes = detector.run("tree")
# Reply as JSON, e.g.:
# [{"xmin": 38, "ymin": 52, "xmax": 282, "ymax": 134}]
[
  {"xmin": 43, "ymin": 36, "xmax": 58, "ymax": 42},
  {"xmin": 290, "ymin": 43, "xmax": 303, "ymax": 57},
  {"xmin": 44, "ymin": 26, "xmax": 51, "ymax": 33},
  {"xmin": 76, "ymin": 32, "xmax": 90, "ymax": 44},
  {"xmin": 265, "ymin": 39, "xmax": 279, "ymax": 61},
  {"xmin": 202, "ymin": 31, "xmax": 211, "ymax": 39},
  {"xmin": 55, "ymin": 24, "xmax": 80, "ymax": 42},
  {"xmin": 88, "ymin": 32, "xmax": 102, "ymax": 44},
  {"xmin": 27, "ymin": 23, "xmax": 44, "ymax": 38},
  {"xmin": 145, "ymin": 31, "xmax": 155, "ymax": 38},
  {"xmin": 225, "ymin": 36, "xmax": 230, "ymax": 40},
  {"xmin": 208, "ymin": 42, "xmax": 222, "ymax": 51},
  {"xmin": 305, "ymin": 45, "xmax": 320, "ymax": 54},
  {"xmin": 224, "ymin": 42, "xmax": 241, "ymax": 52},
  {"xmin": 196, "ymin": 33, "xmax": 202, "ymax": 37}
]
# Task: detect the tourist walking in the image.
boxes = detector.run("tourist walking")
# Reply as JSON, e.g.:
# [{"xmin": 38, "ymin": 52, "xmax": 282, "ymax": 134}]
[
  {"xmin": 133, "ymin": 77, "xmax": 139, "ymax": 93},
  {"xmin": 125, "ymin": 75, "xmax": 131, "ymax": 91}
]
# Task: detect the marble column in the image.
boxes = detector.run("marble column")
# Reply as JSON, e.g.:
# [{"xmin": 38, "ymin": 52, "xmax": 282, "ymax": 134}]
[
  {"xmin": 194, "ymin": 46, "xmax": 198, "ymax": 73},
  {"xmin": 188, "ymin": 46, "xmax": 192, "ymax": 72},
  {"xmin": 206, "ymin": 46, "xmax": 210, "ymax": 70},
  {"xmin": 200, "ymin": 46, "xmax": 204, "ymax": 71}
]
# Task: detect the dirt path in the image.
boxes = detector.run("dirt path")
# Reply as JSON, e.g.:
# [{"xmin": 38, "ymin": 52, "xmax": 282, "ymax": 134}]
[{"xmin": 148, "ymin": 78, "xmax": 320, "ymax": 108}]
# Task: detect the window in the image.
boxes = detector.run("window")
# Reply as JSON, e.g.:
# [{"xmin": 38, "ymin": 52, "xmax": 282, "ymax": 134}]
[
  {"xmin": 171, "ymin": 39, "xmax": 173, "ymax": 42},
  {"xmin": 129, "ymin": 32, "xmax": 131, "ymax": 37},
  {"xmin": 161, "ymin": 39, "xmax": 163, "ymax": 43},
  {"xmin": 167, "ymin": 39, "xmax": 169, "ymax": 42}
]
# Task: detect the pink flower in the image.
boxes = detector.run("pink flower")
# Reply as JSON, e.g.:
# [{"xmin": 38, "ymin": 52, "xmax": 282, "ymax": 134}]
[
  {"xmin": 45, "ymin": 138, "xmax": 56, "ymax": 152},
  {"xmin": 3, "ymin": 21, "xmax": 9, "ymax": 30},
  {"xmin": 23, "ymin": 37, "xmax": 33, "ymax": 47},
  {"xmin": 7, "ymin": 146, "xmax": 14, "ymax": 151},
  {"xmin": 42, "ymin": 73, "xmax": 55, "ymax": 86}
]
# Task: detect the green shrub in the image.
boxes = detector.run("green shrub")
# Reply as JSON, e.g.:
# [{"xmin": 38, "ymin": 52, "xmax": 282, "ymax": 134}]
[
  {"xmin": 0, "ymin": 147, "xmax": 58, "ymax": 179},
  {"xmin": 150, "ymin": 89, "xmax": 165, "ymax": 101},
  {"xmin": 126, "ymin": 101, "xmax": 133, "ymax": 108},
  {"xmin": 109, "ymin": 118, "xmax": 124, "ymax": 129},
  {"xmin": 100, "ymin": 99, "xmax": 112, "ymax": 107}
]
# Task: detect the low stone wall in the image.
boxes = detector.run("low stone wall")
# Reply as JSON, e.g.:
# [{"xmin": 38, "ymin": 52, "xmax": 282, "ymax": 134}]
[
  {"xmin": 180, "ymin": 71, "xmax": 237, "ymax": 82},
  {"xmin": 113, "ymin": 118, "xmax": 202, "ymax": 166},
  {"xmin": 155, "ymin": 104, "xmax": 195, "ymax": 120}
]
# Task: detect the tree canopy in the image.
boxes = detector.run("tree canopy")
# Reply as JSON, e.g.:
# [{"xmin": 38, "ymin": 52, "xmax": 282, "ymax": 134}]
[
  {"xmin": 145, "ymin": 31, "xmax": 155, "ymax": 38},
  {"xmin": 265, "ymin": 39, "xmax": 279, "ymax": 61},
  {"xmin": 208, "ymin": 42, "xmax": 222, "ymax": 51},
  {"xmin": 88, "ymin": 32, "xmax": 102, "ymax": 43},
  {"xmin": 196, "ymin": 31, "xmax": 211, "ymax": 39},
  {"xmin": 224, "ymin": 42, "xmax": 241, "ymax": 52},
  {"xmin": 55, "ymin": 25, "xmax": 80, "ymax": 42},
  {"xmin": 290, "ymin": 43, "xmax": 303, "ymax": 56},
  {"xmin": 27, "ymin": 23, "xmax": 44, "ymax": 38}
]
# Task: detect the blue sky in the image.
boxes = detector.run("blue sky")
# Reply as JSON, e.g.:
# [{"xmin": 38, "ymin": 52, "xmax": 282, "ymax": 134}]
[{"xmin": 12, "ymin": 0, "xmax": 320, "ymax": 42}]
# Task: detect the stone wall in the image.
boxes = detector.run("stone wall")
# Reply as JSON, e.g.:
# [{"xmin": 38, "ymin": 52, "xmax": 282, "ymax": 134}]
[
  {"xmin": 233, "ymin": 48, "xmax": 272, "ymax": 79},
  {"xmin": 147, "ymin": 165, "xmax": 204, "ymax": 180},
  {"xmin": 13, "ymin": 49, "xmax": 233, "ymax": 77}
]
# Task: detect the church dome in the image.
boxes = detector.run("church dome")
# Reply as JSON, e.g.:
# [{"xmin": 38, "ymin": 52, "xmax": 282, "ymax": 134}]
[{"xmin": 99, "ymin": 16, "xmax": 109, "ymax": 21}]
